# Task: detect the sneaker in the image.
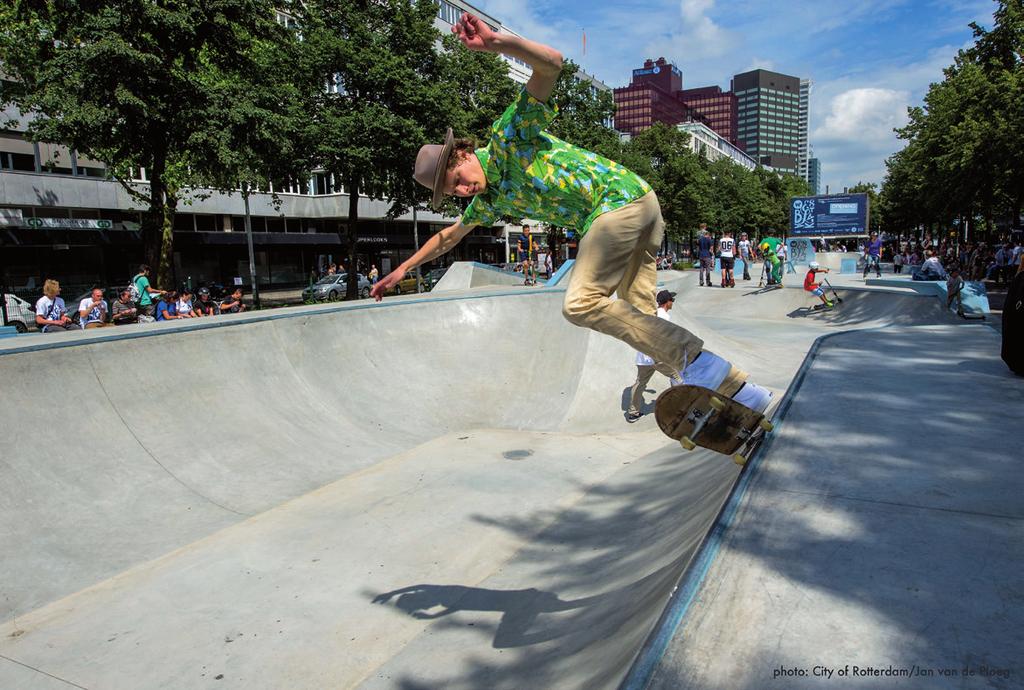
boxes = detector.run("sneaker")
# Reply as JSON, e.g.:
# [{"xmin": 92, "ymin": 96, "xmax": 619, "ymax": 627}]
[
  {"xmin": 626, "ymin": 411, "xmax": 643, "ymax": 423},
  {"xmin": 825, "ymin": 300, "xmax": 834, "ymax": 308}
]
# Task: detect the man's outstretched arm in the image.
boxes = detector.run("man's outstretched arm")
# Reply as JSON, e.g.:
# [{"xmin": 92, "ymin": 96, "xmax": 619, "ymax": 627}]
[
  {"xmin": 452, "ymin": 13, "xmax": 563, "ymax": 102},
  {"xmin": 370, "ymin": 221, "xmax": 476, "ymax": 300}
]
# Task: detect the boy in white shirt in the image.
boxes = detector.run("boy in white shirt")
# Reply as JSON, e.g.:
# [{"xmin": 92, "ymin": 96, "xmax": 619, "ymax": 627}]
[
  {"xmin": 627, "ymin": 290, "xmax": 682, "ymax": 421},
  {"xmin": 35, "ymin": 279, "xmax": 76, "ymax": 333}
]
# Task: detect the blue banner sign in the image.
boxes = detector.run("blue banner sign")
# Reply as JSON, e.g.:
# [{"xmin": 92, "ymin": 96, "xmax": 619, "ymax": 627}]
[{"xmin": 790, "ymin": 193, "xmax": 869, "ymax": 236}]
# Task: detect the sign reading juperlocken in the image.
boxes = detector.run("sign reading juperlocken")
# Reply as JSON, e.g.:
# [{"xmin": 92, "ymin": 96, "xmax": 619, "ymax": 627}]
[{"xmin": 790, "ymin": 193, "xmax": 869, "ymax": 237}]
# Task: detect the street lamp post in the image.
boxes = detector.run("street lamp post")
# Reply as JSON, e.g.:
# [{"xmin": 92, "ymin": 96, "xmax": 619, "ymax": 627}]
[
  {"xmin": 413, "ymin": 204, "xmax": 422, "ymax": 293},
  {"xmin": 242, "ymin": 183, "xmax": 261, "ymax": 310}
]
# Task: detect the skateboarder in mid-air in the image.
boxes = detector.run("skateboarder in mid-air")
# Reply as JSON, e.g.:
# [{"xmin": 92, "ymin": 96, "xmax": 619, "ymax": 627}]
[
  {"xmin": 804, "ymin": 262, "xmax": 834, "ymax": 308},
  {"xmin": 370, "ymin": 12, "xmax": 772, "ymax": 415}
]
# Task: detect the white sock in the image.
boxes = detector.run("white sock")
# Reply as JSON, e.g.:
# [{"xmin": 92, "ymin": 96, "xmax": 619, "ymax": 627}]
[
  {"xmin": 672, "ymin": 352, "xmax": 773, "ymax": 414},
  {"xmin": 733, "ymin": 382, "xmax": 772, "ymax": 413},
  {"xmin": 676, "ymin": 351, "xmax": 731, "ymax": 390}
]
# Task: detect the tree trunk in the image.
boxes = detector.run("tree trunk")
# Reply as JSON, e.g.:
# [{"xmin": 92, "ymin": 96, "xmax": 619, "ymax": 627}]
[
  {"xmin": 158, "ymin": 190, "xmax": 178, "ymax": 290},
  {"xmin": 143, "ymin": 155, "xmax": 177, "ymax": 289},
  {"xmin": 142, "ymin": 159, "xmax": 165, "ymax": 276},
  {"xmin": 345, "ymin": 178, "xmax": 360, "ymax": 300}
]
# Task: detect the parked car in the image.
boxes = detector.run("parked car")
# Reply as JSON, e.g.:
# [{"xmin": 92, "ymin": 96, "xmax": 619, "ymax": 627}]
[
  {"xmin": 302, "ymin": 273, "xmax": 371, "ymax": 302},
  {"xmin": 3, "ymin": 293, "xmax": 35, "ymax": 332},
  {"xmin": 422, "ymin": 267, "xmax": 449, "ymax": 292},
  {"xmin": 391, "ymin": 273, "xmax": 425, "ymax": 295}
]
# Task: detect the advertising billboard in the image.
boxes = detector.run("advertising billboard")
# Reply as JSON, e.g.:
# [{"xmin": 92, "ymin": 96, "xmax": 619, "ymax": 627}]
[{"xmin": 790, "ymin": 193, "xmax": 870, "ymax": 237}]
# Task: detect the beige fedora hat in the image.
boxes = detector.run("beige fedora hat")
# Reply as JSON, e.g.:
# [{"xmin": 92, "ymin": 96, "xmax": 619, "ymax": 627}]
[{"xmin": 414, "ymin": 128, "xmax": 454, "ymax": 211}]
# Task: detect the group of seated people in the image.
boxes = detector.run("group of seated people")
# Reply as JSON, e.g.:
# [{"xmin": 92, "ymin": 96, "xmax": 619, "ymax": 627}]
[{"xmin": 33, "ymin": 277, "xmax": 247, "ymax": 333}]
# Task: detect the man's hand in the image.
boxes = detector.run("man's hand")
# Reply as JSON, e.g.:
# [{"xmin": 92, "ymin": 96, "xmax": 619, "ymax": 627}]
[
  {"xmin": 452, "ymin": 12, "xmax": 499, "ymax": 52},
  {"xmin": 371, "ymin": 268, "xmax": 406, "ymax": 302}
]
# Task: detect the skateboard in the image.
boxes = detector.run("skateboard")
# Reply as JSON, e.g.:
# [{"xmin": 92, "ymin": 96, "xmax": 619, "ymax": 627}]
[{"xmin": 654, "ymin": 384, "xmax": 774, "ymax": 465}]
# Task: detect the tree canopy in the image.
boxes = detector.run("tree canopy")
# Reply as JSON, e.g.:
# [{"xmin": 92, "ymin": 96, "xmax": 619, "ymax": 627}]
[
  {"xmin": 0, "ymin": 0, "xmax": 308, "ymax": 287},
  {"xmin": 880, "ymin": 0, "xmax": 1023, "ymax": 237}
]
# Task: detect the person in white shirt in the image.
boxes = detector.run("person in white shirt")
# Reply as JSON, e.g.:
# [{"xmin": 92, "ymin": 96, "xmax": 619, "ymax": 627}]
[
  {"xmin": 717, "ymin": 230, "xmax": 736, "ymax": 288},
  {"xmin": 78, "ymin": 287, "xmax": 112, "ymax": 328},
  {"xmin": 914, "ymin": 250, "xmax": 948, "ymax": 281},
  {"xmin": 176, "ymin": 289, "xmax": 198, "ymax": 318},
  {"xmin": 627, "ymin": 290, "xmax": 682, "ymax": 422},
  {"xmin": 35, "ymin": 279, "xmax": 76, "ymax": 333},
  {"xmin": 737, "ymin": 232, "xmax": 756, "ymax": 281}
]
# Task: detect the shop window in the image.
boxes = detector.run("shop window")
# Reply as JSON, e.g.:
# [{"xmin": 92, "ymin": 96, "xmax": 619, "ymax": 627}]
[
  {"xmin": 4, "ymin": 153, "xmax": 33, "ymax": 171},
  {"xmin": 174, "ymin": 213, "xmax": 195, "ymax": 232},
  {"xmin": 193, "ymin": 214, "xmax": 216, "ymax": 232}
]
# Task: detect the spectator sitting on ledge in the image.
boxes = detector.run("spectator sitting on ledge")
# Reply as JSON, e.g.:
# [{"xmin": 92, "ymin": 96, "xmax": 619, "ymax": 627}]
[
  {"xmin": 220, "ymin": 287, "xmax": 246, "ymax": 314},
  {"xmin": 194, "ymin": 287, "xmax": 220, "ymax": 317},
  {"xmin": 914, "ymin": 250, "xmax": 948, "ymax": 281},
  {"xmin": 79, "ymin": 287, "xmax": 112, "ymax": 328},
  {"xmin": 176, "ymin": 288, "xmax": 198, "ymax": 318},
  {"xmin": 35, "ymin": 279, "xmax": 77, "ymax": 333},
  {"xmin": 156, "ymin": 290, "xmax": 179, "ymax": 321},
  {"xmin": 111, "ymin": 288, "xmax": 138, "ymax": 325}
]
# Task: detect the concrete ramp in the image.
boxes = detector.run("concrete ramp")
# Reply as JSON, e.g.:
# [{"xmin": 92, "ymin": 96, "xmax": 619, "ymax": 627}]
[
  {"xmin": 0, "ymin": 274, "xmax": 970, "ymax": 689},
  {"xmin": 431, "ymin": 261, "xmax": 540, "ymax": 292}
]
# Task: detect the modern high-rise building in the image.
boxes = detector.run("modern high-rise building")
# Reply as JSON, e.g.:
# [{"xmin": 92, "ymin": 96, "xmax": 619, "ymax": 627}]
[
  {"xmin": 676, "ymin": 86, "xmax": 739, "ymax": 148},
  {"xmin": 613, "ymin": 58, "xmax": 702, "ymax": 135},
  {"xmin": 614, "ymin": 58, "xmax": 741, "ymax": 143},
  {"xmin": 808, "ymin": 156, "xmax": 822, "ymax": 195},
  {"xmin": 798, "ymin": 78, "xmax": 811, "ymax": 184},
  {"xmin": 732, "ymin": 69, "xmax": 801, "ymax": 175}
]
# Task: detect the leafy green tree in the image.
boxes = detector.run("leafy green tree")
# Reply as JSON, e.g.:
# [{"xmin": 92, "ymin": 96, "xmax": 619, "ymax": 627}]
[
  {"xmin": 439, "ymin": 35, "xmax": 519, "ymax": 144},
  {"xmin": 619, "ymin": 124, "xmax": 707, "ymax": 251},
  {"xmin": 881, "ymin": 0, "xmax": 1023, "ymax": 238},
  {"xmin": 547, "ymin": 60, "xmax": 621, "ymax": 160},
  {"xmin": 299, "ymin": 0, "xmax": 452, "ymax": 298},
  {"xmin": 0, "ymin": 0, "xmax": 304, "ymax": 288}
]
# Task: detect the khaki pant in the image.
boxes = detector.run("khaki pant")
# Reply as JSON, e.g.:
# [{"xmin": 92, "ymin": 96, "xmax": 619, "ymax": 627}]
[
  {"xmin": 563, "ymin": 192, "xmax": 703, "ymax": 373},
  {"xmin": 628, "ymin": 363, "xmax": 680, "ymax": 415}
]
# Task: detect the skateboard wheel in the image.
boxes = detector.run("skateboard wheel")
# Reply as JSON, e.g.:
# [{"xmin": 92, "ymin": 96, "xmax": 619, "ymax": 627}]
[
  {"xmin": 709, "ymin": 396, "xmax": 726, "ymax": 412},
  {"xmin": 759, "ymin": 419, "xmax": 774, "ymax": 432},
  {"xmin": 680, "ymin": 437, "xmax": 697, "ymax": 451},
  {"xmin": 732, "ymin": 453, "xmax": 747, "ymax": 466}
]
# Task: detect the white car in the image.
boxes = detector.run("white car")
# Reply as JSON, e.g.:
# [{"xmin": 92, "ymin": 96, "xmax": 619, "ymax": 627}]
[{"xmin": 3, "ymin": 294, "xmax": 35, "ymax": 333}]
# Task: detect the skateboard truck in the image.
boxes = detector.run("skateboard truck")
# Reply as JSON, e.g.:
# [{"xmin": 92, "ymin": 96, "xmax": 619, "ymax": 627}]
[{"xmin": 680, "ymin": 395, "xmax": 773, "ymax": 465}]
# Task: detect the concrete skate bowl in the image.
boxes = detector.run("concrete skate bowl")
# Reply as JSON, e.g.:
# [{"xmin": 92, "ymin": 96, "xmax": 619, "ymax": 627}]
[{"xmin": 0, "ymin": 279, "xmax": 960, "ymax": 689}]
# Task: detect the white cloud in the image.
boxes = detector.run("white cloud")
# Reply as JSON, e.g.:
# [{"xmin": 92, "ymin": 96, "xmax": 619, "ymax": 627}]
[
  {"xmin": 810, "ymin": 88, "xmax": 910, "ymax": 189},
  {"xmin": 814, "ymin": 88, "xmax": 910, "ymax": 142}
]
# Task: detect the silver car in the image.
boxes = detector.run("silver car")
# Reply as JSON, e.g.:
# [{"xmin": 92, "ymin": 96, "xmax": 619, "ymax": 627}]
[
  {"xmin": 3, "ymin": 294, "xmax": 36, "ymax": 332},
  {"xmin": 303, "ymin": 273, "xmax": 371, "ymax": 302}
]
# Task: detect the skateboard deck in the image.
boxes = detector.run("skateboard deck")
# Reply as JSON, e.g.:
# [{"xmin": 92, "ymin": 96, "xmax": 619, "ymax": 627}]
[{"xmin": 654, "ymin": 384, "xmax": 773, "ymax": 465}]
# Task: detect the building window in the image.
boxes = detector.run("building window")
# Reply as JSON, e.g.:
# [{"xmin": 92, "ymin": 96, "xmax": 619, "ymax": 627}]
[{"xmin": 438, "ymin": 0, "xmax": 461, "ymax": 25}]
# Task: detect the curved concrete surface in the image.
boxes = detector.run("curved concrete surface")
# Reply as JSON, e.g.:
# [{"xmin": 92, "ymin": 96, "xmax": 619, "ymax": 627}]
[{"xmin": 0, "ymin": 269, "xmax": 962, "ymax": 689}]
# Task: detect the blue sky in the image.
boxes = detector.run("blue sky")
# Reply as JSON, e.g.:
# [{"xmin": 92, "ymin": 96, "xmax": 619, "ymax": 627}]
[{"xmin": 469, "ymin": 0, "xmax": 997, "ymax": 192}]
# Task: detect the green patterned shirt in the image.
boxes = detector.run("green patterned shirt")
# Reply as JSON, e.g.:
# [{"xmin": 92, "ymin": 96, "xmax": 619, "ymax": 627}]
[{"xmin": 461, "ymin": 89, "xmax": 652, "ymax": 235}]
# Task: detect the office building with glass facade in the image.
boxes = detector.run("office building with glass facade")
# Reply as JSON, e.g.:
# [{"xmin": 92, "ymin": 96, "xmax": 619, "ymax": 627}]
[{"xmin": 732, "ymin": 69, "xmax": 802, "ymax": 175}]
